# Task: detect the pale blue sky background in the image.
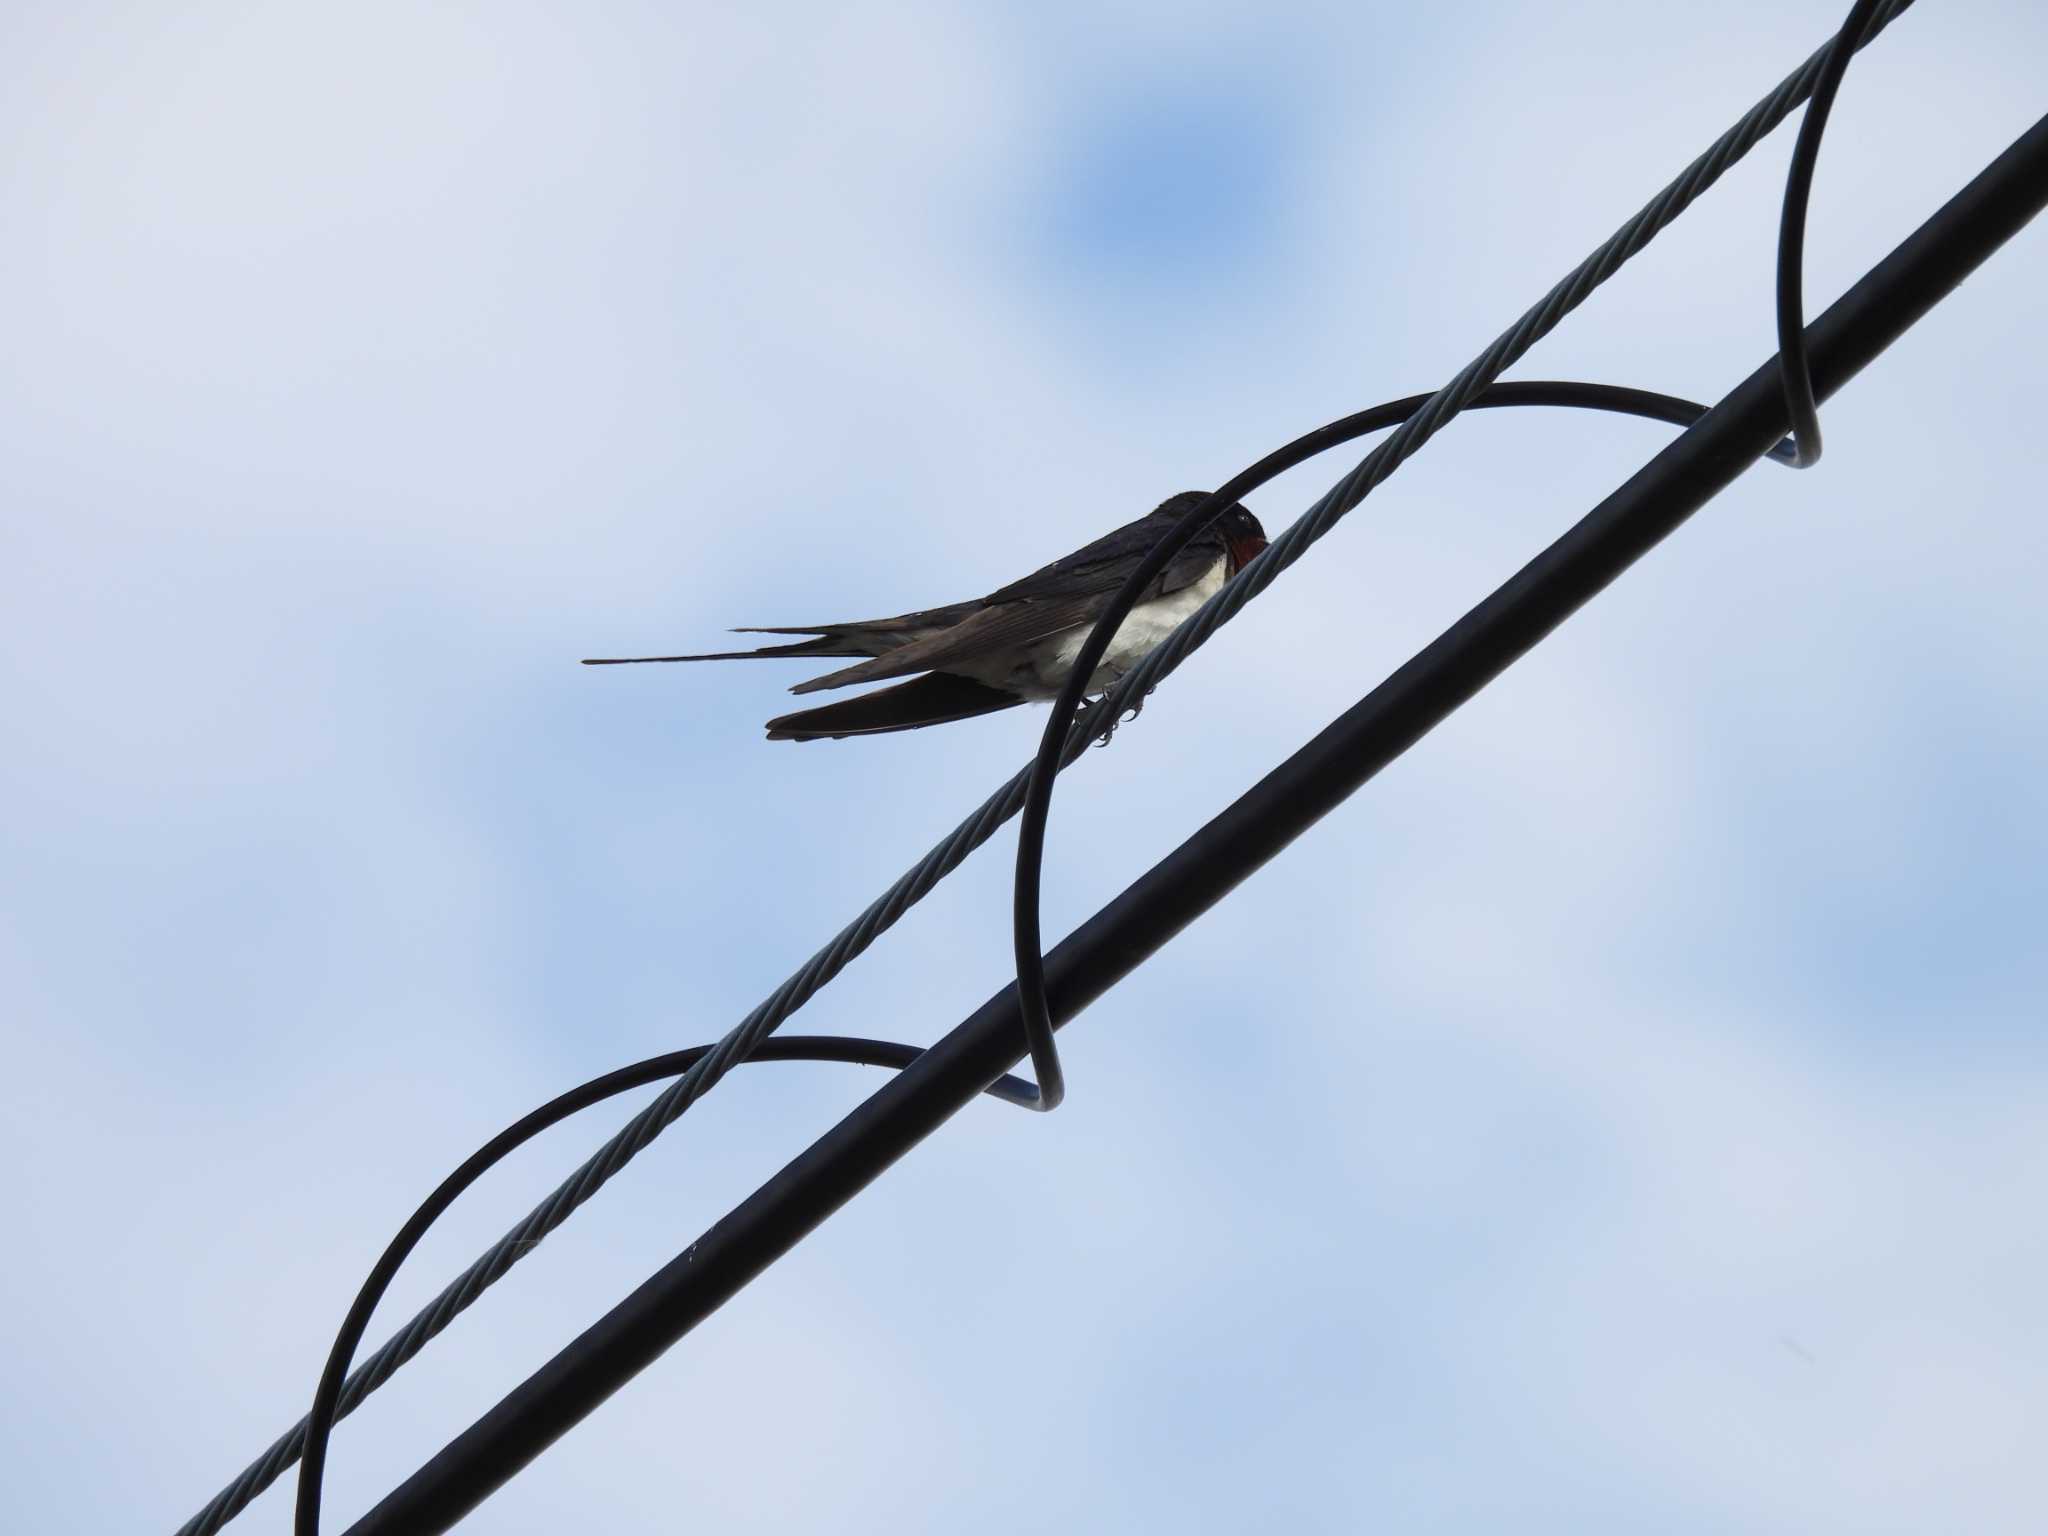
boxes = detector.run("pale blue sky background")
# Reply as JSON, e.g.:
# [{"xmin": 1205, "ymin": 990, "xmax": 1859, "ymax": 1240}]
[{"xmin": 4, "ymin": 3, "xmax": 2046, "ymax": 1532}]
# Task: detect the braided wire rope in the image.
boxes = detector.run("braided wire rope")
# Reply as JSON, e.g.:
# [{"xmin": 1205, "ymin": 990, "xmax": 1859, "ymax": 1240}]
[{"xmin": 179, "ymin": 4, "xmax": 1914, "ymax": 1532}]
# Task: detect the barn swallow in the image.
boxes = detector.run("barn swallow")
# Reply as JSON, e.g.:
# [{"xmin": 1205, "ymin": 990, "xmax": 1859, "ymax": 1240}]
[{"xmin": 583, "ymin": 491, "xmax": 1267, "ymax": 741}]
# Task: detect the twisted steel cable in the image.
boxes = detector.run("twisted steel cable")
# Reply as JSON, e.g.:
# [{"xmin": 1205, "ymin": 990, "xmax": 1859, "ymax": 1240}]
[{"xmin": 178, "ymin": 4, "xmax": 1915, "ymax": 1532}]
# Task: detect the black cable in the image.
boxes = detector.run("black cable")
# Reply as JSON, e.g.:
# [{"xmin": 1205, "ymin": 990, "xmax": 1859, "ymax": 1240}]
[
  {"xmin": 1778, "ymin": 0, "xmax": 1885, "ymax": 466},
  {"xmin": 293, "ymin": 1038, "xmax": 1036, "ymax": 1536},
  {"xmin": 1009, "ymin": 382, "xmax": 1799, "ymax": 1110}
]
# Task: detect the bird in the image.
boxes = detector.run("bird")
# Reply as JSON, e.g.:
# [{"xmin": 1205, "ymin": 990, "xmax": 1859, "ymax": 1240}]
[{"xmin": 583, "ymin": 492, "xmax": 1268, "ymax": 741}]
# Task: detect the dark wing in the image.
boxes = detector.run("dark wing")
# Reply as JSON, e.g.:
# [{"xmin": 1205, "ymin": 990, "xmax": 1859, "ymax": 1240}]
[
  {"xmin": 787, "ymin": 594, "xmax": 1104, "ymax": 695},
  {"xmin": 981, "ymin": 493, "xmax": 1227, "ymax": 605},
  {"xmin": 766, "ymin": 673, "xmax": 1023, "ymax": 741},
  {"xmin": 591, "ymin": 494, "xmax": 1226, "ymax": 688},
  {"xmin": 787, "ymin": 493, "xmax": 1233, "ymax": 696}
]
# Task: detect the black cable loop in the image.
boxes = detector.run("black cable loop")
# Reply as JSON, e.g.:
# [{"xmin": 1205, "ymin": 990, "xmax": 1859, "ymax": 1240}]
[
  {"xmin": 292, "ymin": 1037, "xmax": 1037, "ymax": 1536},
  {"xmin": 1778, "ymin": 0, "xmax": 1885, "ymax": 466},
  {"xmin": 1009, "ymin": 385, "xmax": 1801, "ymax": 1107},
  {"xmin": 1011, "ymin": 0, "xmax": 1889, "ymax": 1111}
]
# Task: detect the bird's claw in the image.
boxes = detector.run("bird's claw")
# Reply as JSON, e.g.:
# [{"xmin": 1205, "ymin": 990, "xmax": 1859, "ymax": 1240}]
[
  {"xmin": 1073, "ymin": 696, "xmax": 1117, "ymax": 747},
  {"xmin": 1077, "ymin": 687, "xmax": 1148, "ymax": 748}
]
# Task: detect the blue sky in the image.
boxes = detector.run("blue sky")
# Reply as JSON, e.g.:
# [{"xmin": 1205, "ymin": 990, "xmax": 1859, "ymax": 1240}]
[{"xmin": 4, "ymin": 2, "xmax": 2046, "ymax": 1532}]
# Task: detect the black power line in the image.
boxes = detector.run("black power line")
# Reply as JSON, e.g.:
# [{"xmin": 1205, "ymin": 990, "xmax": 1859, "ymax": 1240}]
[{"xmin": 334, "ymin": 106, "xmax": 2048, "ymax": 1536}]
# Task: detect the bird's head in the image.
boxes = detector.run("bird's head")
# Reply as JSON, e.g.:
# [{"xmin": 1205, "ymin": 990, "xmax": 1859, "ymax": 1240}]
[{"xmin": 1218, "ymin": 503, "xmax": 1267, "ymax": 574}]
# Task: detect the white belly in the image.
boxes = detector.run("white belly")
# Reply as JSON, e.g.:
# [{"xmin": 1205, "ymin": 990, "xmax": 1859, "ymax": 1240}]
[{"xmin": 1021, "ymin": 557, "xmax": 1226, "ymax": 698}]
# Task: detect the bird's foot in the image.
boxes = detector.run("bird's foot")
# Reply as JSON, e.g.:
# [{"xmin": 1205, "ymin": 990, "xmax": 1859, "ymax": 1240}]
[
  {"xmin": 1074, "ymin": 695, "xmax": 1120, "ymax": 748},
  {"xmin": 1078, "ymin": 687, "xmax": 1149, "ymax": 748}
]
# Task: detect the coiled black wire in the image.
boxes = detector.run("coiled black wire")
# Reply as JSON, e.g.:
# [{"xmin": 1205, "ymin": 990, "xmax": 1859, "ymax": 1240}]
[
  {"xmin": 1778, "ymin": 0, "xmax": 1884, "ymax": 466},
  {"xmin": 1010, "ymin": 0, "xmax": 1882, "ymax": 1111},
  {"xmin": 1007, "ymin": 387, "xmax": 1801, "ymax": 1108},
  {"xmin": 292, "ymin": 1039, "xmax": 1039, "ymax": 1536}
]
